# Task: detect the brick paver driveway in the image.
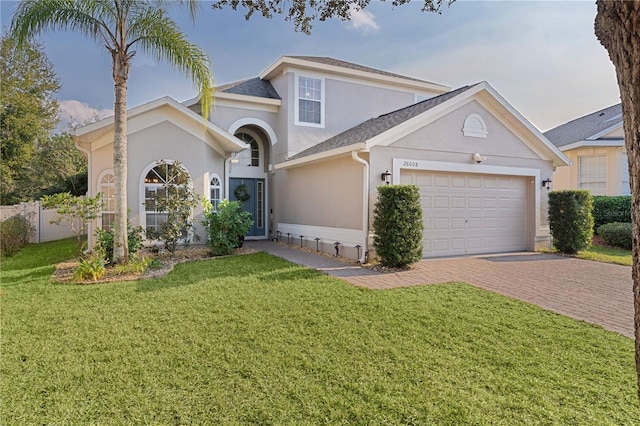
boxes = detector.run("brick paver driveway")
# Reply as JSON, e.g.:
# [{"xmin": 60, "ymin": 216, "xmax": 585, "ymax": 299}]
[{"xmin": 247, "ymin": 242, "xmax": 634, "ymax": 339}]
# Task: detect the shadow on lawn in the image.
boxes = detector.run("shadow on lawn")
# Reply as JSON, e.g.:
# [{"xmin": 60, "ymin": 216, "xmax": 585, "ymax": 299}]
[{"xmin": 0, "ymin": 266, "xmax": 56, "ymax": 285}]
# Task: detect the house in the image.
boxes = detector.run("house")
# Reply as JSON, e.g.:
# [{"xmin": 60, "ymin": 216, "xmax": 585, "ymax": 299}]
[
  {"xmin": 544, "ymin": 104, "xmax": 630, "ymax": 196},
  {"xmin": 74, "ymin": 56, "xmax": 569, "ymax": 260}
]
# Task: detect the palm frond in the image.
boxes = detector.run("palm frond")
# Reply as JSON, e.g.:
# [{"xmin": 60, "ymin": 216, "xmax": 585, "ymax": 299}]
[
  {"xmin": 11, "ymin": 1, "xmax": 106, "ymax": 47},
  {"xmin": 127, "ymin": 7, "xmax": 214, "ymax": 118}
]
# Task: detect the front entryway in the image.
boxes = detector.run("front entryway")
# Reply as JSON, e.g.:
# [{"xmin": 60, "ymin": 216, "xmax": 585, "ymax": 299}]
[{"xmin": 229, "ymin": 178, "xmax": 266, "ymax": 237}]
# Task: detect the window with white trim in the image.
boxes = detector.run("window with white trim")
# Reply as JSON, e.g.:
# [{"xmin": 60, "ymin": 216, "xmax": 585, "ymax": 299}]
[
  {"xmin": 621, "ymin": 152, "xmax": 631, "ymax": 196},
  {"xmin": 99, "ymin": 173, "xmax": 115, "ymax": 231},
  {"xmin": 578, "ymin": 155, "xmax": 606, "ymax": 195},
  {"xmin": 144, "ymin": 162, "xmax": 189, "ymax": 235},
  {"xmin": 297, "ymin": 76, "xmax": 323, "ymax": 126},
  {"xmin": 236, "ymin": 133, "xmax": 260, "ymax": 167},
  {"xmin": 209, "ymin": 174, "xmax": 222, "ymax": 211}
]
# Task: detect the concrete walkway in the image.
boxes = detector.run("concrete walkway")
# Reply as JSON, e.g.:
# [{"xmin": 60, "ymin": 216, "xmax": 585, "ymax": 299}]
[{"xmin": 246, "ymin": 240, "xmax": 635, "ymax": 339}]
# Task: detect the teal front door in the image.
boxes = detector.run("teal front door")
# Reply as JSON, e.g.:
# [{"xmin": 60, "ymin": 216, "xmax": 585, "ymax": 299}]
[{"xmin": 229, "ymin": 178, "xmax": 265, "ymax": 237}]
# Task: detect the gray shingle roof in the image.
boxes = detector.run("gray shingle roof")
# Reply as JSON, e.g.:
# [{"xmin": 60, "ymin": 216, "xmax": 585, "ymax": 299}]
[
  {"xmin": 289, "ymin": 84, "xmax": 477, "ymax": 160},
  {"xmin": 285, "ymin": 56, "xmax": 441, "ymax": 86},
  {"xmin": 216, "ymin": 77, "xmax": 281, "ymax": 99},
  {"xmin": 544, "ymin": 103, "xmax": 622, "ymax": 148}
]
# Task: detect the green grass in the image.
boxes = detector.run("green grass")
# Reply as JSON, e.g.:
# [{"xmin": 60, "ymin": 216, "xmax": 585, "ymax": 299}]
[
  {"xmin": 1, "ymin": 239, "xmax": 639, "ymax": 425},
  {"xmin": 578, "ymin": 243, "xmax": 633, "ymax": 266}
]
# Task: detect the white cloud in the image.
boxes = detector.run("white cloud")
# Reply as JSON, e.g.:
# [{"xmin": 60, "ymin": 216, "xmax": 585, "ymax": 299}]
[
  {"xmin": 348, "ymin": 5, "xmax": 380, "ymax": 32},
  {"xmin": 57, "ymin": 100, "xmax": 113, "ymax": 130}
]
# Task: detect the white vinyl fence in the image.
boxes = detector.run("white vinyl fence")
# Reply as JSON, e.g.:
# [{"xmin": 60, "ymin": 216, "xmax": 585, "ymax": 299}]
[{"xmin": 0, "ymin": 201, "xmax": 81, "ymax": 243}]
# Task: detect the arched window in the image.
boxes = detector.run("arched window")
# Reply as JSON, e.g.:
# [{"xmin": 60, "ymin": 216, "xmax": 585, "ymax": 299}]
[
  {"xmin": 210, "ymin": 174, "xmax": 222, "ymax": 211},
  {"xmin": 236, "ymin": 132, "xmax": 260, "ymax": 167},
  {"xmin": 143, "ymin": 162, "xmax": 190, "ymax": 235},
  {"xmin": 99, "ymin": 172, "xmax": 115, "ymax": 231}
]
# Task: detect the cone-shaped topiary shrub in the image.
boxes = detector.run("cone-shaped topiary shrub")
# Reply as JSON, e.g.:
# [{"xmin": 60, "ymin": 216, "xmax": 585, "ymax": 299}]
[
  {"xmin": 548, "ymin": 190, "xmax": 594, "ymax": 254},
  {"xmin": 372, "ymin": 185, "xmax": 423, "ymax": 267}
]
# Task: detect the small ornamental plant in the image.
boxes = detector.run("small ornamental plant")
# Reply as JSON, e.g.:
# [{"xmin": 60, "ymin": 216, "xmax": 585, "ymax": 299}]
[
  {"xmin": 202, "ymin": 199, "xmax": 253, "ymax": 256},
  {"xmin": 41, "ymin": 192, "xmax": 102, "ymax": 253},
  {"xmin": 548, "ymin": 190, "xmax": 594, "ymax": 254},
  {"xmin": 372, "ymin": 185, "xmax": 424, "ymax": 268}
]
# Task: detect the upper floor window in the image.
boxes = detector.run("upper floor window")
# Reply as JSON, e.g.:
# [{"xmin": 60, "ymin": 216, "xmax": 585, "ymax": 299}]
[
  {"xmin": 296, "ymin": 75, "xmax": 324, "ymax": 127},
  {"xmin": 579, "ymin": 155, "xmax": 606, "ymax": 196}
]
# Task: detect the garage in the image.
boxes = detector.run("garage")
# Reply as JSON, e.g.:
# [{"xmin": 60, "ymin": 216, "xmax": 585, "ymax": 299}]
[{"xmin": 401, "ymin": 170, "xmax": 530, "ymax": 258}]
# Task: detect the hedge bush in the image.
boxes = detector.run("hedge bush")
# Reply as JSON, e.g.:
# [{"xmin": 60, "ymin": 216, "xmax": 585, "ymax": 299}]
[
  {"xmin": 597, "ymin": 222, "xmax": 632, "ymax": 250},
  {"xmin": 0, "ymin": 214, "xmax": 35, "ymax": 256},
  {"xmin": 372, "ymin": 185, "xmax": 424, "ymax": 267},
  {"xmin": 202, "ymin": 199, "xmax": 253, "ymax": 256},
  {"xmin": 548, "ymin": 190, "xmax": 594, "ymax": 254},
  {"xmin": 592, "ymin": 195, "xmax": 631, "ymax": 231}
]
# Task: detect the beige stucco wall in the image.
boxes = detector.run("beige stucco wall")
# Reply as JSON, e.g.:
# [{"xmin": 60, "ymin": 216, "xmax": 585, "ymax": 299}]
[
  {"xmin": 276, "ymin": 155, "xmax": 363, "ymax": 229},
  {"xmin": 552, "ymin": 146, "xmax": 625, "ymax": 195}
]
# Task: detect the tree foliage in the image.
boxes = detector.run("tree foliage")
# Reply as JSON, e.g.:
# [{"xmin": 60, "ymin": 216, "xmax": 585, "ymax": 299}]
[
  {"xmin": 212, "ymin": 0, "xmax": 453, "ymax": 33},
  {"xmin": 0, "ymin": 32, "xmax": 60, "ymax": 205}
]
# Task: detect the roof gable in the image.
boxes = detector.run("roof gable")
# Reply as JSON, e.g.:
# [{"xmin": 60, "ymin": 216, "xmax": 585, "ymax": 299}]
[{"xmin": 74, "ymin": 96, "xmax": 247, "ymax": 155}]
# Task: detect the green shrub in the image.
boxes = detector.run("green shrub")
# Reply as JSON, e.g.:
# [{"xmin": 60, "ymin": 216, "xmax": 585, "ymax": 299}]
[
  {"xmin": 73, "ymin": 256, "xmax": 105, "ymax": 282},
  {"xmin": 372, "ymin": 185, "xmax": 424, "ymax": 268},
  {"xmin": 202, "ymin": 199, "xmax": 253, "ymax": 256},
  {"xmin": 597, "ymin": 222, "xmax": 632, "ymax": 250},
  {"xmin": 0, "ymin": 213, "xmax": 35, "ymax": 256},
  {"xmin": 95, "ymin": 221, "xmax": 145, "ymax": 265},
  {"xmin": 592, "ymin": 196, "xmax": 631, "ymax": 231},
  {"xmin": 548, "ymin": 190, "xmax": 594, "ymax": 254}
]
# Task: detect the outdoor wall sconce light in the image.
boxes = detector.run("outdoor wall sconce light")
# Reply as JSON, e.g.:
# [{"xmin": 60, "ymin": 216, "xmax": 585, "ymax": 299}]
[
  {"xmin": 472, "ymin": 153, "xmax": 487, "ymax": 164},
  {"xmin": 381, "ymin": 170, "xmax": 392, "ymax": 184},
  {"xmin": 542, "ymin": 178, "xmax": 552, "ymax": 190}
]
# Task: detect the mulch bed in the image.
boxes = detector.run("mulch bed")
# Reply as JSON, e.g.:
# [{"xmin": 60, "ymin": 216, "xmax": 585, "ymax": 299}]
[{"xmin": 53, "ymin": 245, "xmax": 256, "ymax": 285}]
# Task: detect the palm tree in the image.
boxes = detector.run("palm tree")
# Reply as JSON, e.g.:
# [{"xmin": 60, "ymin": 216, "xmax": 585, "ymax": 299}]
[{"xmin": 11, "ymin": 0, "xmax": 214, "ymax": 263}]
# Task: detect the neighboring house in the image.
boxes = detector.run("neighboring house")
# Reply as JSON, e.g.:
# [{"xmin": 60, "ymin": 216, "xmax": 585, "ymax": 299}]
[
  {"xmin": 75, "ymin": 56, "xmax": 569, "ymax": 260},
  {"xmin": 544, "ymin": 104, "xmax": 630, "ymax": 196}
]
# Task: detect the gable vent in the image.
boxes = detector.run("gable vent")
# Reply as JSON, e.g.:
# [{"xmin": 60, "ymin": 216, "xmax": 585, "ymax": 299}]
[{"xmin": 463, "ymin": 113, "xmax": 488, "ymax": 138}]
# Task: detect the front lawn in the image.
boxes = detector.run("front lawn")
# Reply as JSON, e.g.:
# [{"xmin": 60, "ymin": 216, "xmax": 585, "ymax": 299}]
[
  {"xmin": 1, "ymin": 239, "xmax": 638, "ymax": 424},
  {"xmin": 579, "ymin": 243, "xmax": 633, "ymax": 266}
]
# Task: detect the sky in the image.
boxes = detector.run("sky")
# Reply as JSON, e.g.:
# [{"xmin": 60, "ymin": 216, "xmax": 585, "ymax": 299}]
[{"xmin": 1, "ymin": 0, "xmax": 621, "ymax": 132}]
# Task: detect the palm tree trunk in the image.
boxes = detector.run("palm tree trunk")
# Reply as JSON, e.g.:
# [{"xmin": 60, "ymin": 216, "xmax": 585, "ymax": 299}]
[
  {"xmin": 112, "ymin": 50, "xmax": 130, "ymax": 264},
  {"xmin": 595, "ymin": 0, "xmax": 640, "ymax": 402}
]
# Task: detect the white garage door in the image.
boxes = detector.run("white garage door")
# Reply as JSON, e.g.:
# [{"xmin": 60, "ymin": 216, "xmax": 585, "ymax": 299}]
[{"xmin": 401, "ymin": 171, "xmax": 529, "ymax": 258}]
